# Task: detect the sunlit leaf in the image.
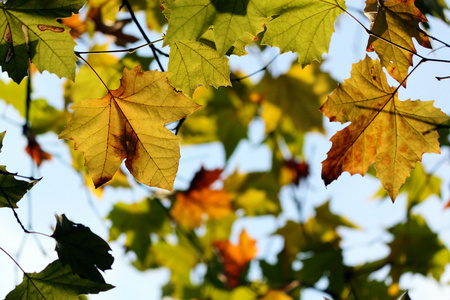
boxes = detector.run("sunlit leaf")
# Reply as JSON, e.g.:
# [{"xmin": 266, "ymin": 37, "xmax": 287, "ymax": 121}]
[
  {"xmin": 321, "ymin": 56, "xmax": 448, "ymax": 200},
  {"xmin": 262, "ymin": 0, "xmax": 346, "ymax": 66},
  {"xmin": 365, "ymin": 0, "xmax": 431, "ymax": 85},
  {"xmin": 60, "ymin": 66, "xmax": 200, "ymax": 190},
  {"xmin": 0, "ymin": 0, "xmax": 86, "ymax": 82}
]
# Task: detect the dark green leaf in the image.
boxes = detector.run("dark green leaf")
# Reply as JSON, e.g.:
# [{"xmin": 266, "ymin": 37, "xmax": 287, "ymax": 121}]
[
  {"xmin": 5, "ymin": 260, "xmax": 113, "ymax": 300},
  {"xmin": 51, "ymin": 214, "xmax": 114, "ymax": 283}
]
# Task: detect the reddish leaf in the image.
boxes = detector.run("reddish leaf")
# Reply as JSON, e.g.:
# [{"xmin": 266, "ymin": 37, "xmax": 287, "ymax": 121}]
[
  {"xmin": 24, "ymin": 129, "xmax": 52, "ymax": 166},
  {"xmin": 213, "ymin": 229, "xmax": 257, "ymax": 288}
]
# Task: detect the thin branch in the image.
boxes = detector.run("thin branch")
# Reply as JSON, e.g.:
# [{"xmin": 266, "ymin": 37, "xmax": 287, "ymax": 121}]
[
  {"xmin": 75, "ymin": 52, "xmax": 112, "ymax": 95},
  {"xmin": 0, "ymin": 184, "xmax": 50, "ymax": 237},
  {"xmin": 344, "ymin": 10, "xmax": 450, "ymax": 65},
  {"xmin": 419, "ymin": 28, "xmax": 450, "ymax": 49},
  {"xmin": 0, "ymin": 246, "xmax": 47, "ymax": 299},
  {"xmin": 0, "ymin": 170, "xmax": 40, "ymax": 181},
  {"xmin": 231, "ymin": 54, "xmax": 279, "ymax": 82},
  {"xmin": 120, "ymin": 0, "xmax": 165, "ymax": 71},
  {"xmin": 76, "ymin": 40, "xmax": 163, "ymax": 55},
  {"xmin": 436, "ymin": 75, "xmax": 450, "ymax": 81}
]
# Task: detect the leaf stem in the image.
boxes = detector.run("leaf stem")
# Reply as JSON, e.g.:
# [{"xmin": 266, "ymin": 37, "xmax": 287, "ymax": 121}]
[
  {"xmin": 76, "ymin": 40, "xmax": 164, "ymax": 55},
  {"xmin": 75, "ymin": 52, "xmax": 112, "ymax": 96},
  {"xmin": 0, "ymin": 183, "xmax": 51, "ymax": 237},
  {"xmin": 0, "ymin": 246, "xmax": 47, "ymax": 299},
  {"xmin": 120, "ymin": 0, "xmax": 165, "ymax": 71}
]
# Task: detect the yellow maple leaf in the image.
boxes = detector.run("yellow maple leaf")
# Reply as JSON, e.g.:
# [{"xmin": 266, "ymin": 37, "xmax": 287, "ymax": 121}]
[
  {"xmin": 365, "ymin": 0, "xmax": 431, "ymax": 86},
  {"xmin": 321, "ymin": 56, "xmax": 448, "ymax": 200},
  {"xmin": 213, "ymin": 229, "xmax": 257, "ymax": 288},
  {"xmin": 59, "ymin": 66, "xmax": 200, "ymax": 190}
]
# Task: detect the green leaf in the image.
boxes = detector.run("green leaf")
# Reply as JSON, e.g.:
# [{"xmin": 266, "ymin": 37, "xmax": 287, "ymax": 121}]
[
  {"xmin": 0, "ymin": 0, "xmax": 86, "ymax": 83},
  {"xmin": 107, "ymin": 197, "xmax": 171, "ymax": 263},
  {"xmin": 162, "ymin": 0, "xmax": 269, "ymax": 55},
  {"xmin": 0, "ymin": 166, "xmax": 39, "ymax": 208},
  {"xmin": 5, "ymin": 260, "xmax": 113, "ymax": 300},
  {"xmin": 51, "ymin": 214, "xmax": 114, "ymax": 283},
  {"xmin": 168, "ymin": 40, "xmax": 231, "ymax": 96},
  {"xmin": 388, "ymin": 214, "xmax": 450, "ymax": 282},
  {"xmin": 256, "ymin": 62, "xmax": 337, "ymax": 134},
  {"xmin": 224, "ymin": 170, "xmax": 281, "ymax": 216},
  {"xmin": 261, "ymin": 0, "xmax": 346, "ymax": 66}
]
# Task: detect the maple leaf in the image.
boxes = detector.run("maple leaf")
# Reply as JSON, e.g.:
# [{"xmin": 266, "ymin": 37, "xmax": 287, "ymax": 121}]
[
  {"xmin": 59, "ymin": 13, "xmax": 86, "ymax": 39},
  {"xmin": 0, "ymin": 0, "xmax": 86, "ymax": 83},
  {"xmin": 171, "ymin": 167, "xmax": 232, "ymax": 228},
  {"xmin": 168, "ymin": 40, "xmax": 231, "ymax": 97},
  {"xmin": 321, "ymin": 56, "xmax": 448, "ymax": 200},
  {"xmin": 365, "ymin": 0, "xmax": 431, "ymax": 86},
  {"xmin": 59, "ymin": 66, "xmax": 200, "ymax": 190},
  {"xmin": 5, "ymin": 260, "xmax": 113, "ymax": 300},
  {"xmin": 162, "ymin": 0, "xmax": 269, "ymax": 55},
  {"xmin": 51, "ymin": 214, "xmax": 114, "ymax": 284},
  {"xmin": 261, "ymin": 0, "xmax": 346, "ymax": 67},
  {"xmin": 24, "ymin": 128, "xmax": 52, "ymax": 166},
  {"xmin": 213, "ymin": 229, "xmax": 257, "ymax": 288}
]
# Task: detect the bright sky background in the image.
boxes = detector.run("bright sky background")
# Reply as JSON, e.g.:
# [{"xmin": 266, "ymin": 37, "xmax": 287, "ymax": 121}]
[{"xmin": 2, "ymin": 1, "xmax": 450, "ymax": 299}]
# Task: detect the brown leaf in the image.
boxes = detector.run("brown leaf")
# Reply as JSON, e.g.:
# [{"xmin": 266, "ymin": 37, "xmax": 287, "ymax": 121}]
[{"xmin": 24, "ymin": 129, "xmax": 51, "ymax": 166}]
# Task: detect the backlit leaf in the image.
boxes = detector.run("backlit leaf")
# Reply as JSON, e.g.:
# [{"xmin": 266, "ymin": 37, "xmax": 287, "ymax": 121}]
[
  {"xmin": 321, "ymin": 56, "xmax": 448, "ymax": 200},
  {"xmin": 171, "ymin": 167, "xmax": 232, "ymax": 228},
  {"xmin": 162, "ymin": 0, "xmax": 269, "ymax": 55},
  {"xmin": 51, "ymin": 214, "xmax": 114, "ymax": 283},
  {"xmin": 213, "ymin": 229, "xmax": 257, "ymax": 288},
  {"xmin": 168, "ymin": 40, "xmax": 231, "ymax": 96},
  {"xmin": 0, "ymin": 0, "xmax": 86, "ymax": 83},
  {"xmin": 260, "ymin": 290, "xmax": 293, "ymax": 300},
  {"xmin": 365, "ymin": 0, "xmax": 431, "ymax": 86},
  {"xmin": 5, "ymin": 260, "xmax": 113, "ymax": 300},
  {"xmin": 261, "ymin": 0, "xmax": 346, "ymax": 66},
  {"xmin": 59, "ymin": 66, "xmax": 200, "ymax": 190}
]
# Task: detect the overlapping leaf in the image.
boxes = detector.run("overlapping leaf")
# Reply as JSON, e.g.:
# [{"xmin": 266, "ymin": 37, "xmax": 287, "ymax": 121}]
[
  {"xmin": 5, "ymin": 260, "xmax": 113, "ymax": 300},
  {"xmin": 321, "ymin": 56, "xmax": 448, "ymax": 200},
  {"xmin": 168, "ymin": 39, "xmax": 230, "ymax": 97},
  {"xmin": 51, "ymin": 214, "xmax": 114, "ymax": 283},
  {"xmin": 60, "ymin": 66, "xmax": 200, "ymax": 190},
  {"xmin": 0, "ymin": 0, "xmax": 86, "ymax": 83},
  {"xmin": 261, "ymin": 0, "xmax": 346, "ymax": 66},
  {"xmin": 365, "ymin": 0, "xmax": 432, "ymax": 86},
  {"xmin": 162, "ymin": 0, "xmax": 269, "ymax": 55}
]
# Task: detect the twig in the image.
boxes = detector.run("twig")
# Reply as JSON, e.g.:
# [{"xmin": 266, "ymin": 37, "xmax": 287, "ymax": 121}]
[
  {"xmin": 75, "ymin": 52, "xmax": 112, "ymax": 95},
  {"xmin": 436, "ymin": 75, "xmax": 450, "ymax": 81},
  {"xmin": 0, "ymin": 246, "xmax": 47, "ymax": 299},
  {"xmin": 0, "ymin": 170, "xmax": 40, "ymax": 181},
  {"xmin": 76, "ymin": 40, "xmax": 163, "ymax": 55},
  {"xmin": 120, "ymin": 0, "xmax": 165, "ymax": 71},
  {"xmin": 0, "ymin": 184, "xmax": 50, "ymax": 237},
  {"xmin": 231, "ymin": 54, "xmax": 279, "ymax": 82}
]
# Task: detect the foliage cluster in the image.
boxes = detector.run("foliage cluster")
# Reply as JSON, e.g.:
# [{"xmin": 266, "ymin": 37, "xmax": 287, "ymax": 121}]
[{"xmin": 1, "ymin": 0, "xmax": 450, "ymax": 299}]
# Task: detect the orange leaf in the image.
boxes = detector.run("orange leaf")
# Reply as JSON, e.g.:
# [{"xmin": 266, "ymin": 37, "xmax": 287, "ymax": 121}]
[
  {"xmin": 172, "ymin": 188, "xmax": 232, "ymax": 229},
  {"xmin": 321, "ymin": 56, "xmax": 448, "ymax": 200},
  {"xmin": 59, "ymin": 66, "xmax": 200, "ymax": 190},
  {"xmin": 260, "ymin": 290, "xmax": 293, "ymax": 300},
  {"xmin": 365, "ymin": 0, "xmax": 431, "ymax": 86},
  {"xmin": 24, "ymin": 130, "xmax": 51, "ymax": 166},
  {"xmin": 59, "ymin": 14, "xmax": 86, "ymax": 39},
  {"xmin": 189, "ymin": 166, "xmax": 223, "ymax": 191},
  {"xmin": 213, "ymin": 229, "xmax": 257, "ymax": 288}
]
